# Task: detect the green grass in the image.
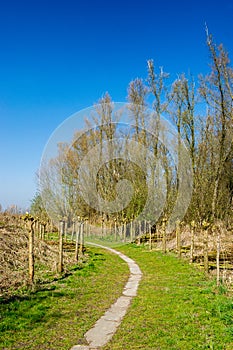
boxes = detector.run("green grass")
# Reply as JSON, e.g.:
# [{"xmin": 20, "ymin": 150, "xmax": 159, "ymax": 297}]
[
  {"xmin": 1, "ymin": 242, "xmax": 233, "ymax": 350},
  {"xmin": 0, "ymin": 247, "xmax": 129, "ymax": 350},
  {"xmin": 102, "ymin": 244, "xmax": 233, "ymax": 350}
]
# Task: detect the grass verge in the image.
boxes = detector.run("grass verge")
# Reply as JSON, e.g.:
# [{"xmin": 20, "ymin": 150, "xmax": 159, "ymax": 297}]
[
  {"xmin": 102, "ymin": 244, "xmax": 233, "ymax": 350},
  {"xmin": 0, "ymin": 247, "xmax": 129, "ymax": 350},
  {"xmin": 1, "ymin": 241, "xmax": 233, "ymax": 350}
]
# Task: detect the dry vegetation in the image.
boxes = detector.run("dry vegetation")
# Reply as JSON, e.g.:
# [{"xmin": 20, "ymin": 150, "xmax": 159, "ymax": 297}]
[
  {"xmin": 0, "ymin": 213, "xmax": 76, "ymax": 298},
  {"xmin": 137, "ymin": 223, "xmax": 233, "ymax": 290}
]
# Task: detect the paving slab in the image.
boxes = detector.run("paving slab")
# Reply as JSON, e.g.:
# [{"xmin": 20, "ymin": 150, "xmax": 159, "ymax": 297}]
[
  {"xmin": 70, "ymin": 242, "xmax": 142, "ymax": 349},
  {"xmin": 70, "ymin": 345, "xmax": 90, "ymax": 350}
]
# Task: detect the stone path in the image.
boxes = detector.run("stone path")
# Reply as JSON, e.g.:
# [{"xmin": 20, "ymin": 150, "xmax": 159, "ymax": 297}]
[{"xmin": 70, "ymin": 243, "xmax": 142, "ymax": 350}]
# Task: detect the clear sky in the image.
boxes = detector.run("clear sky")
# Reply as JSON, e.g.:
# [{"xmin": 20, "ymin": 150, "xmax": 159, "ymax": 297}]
[{"xmin": 0, "ymin": 0, "xmax": 233, "ymax": 210}]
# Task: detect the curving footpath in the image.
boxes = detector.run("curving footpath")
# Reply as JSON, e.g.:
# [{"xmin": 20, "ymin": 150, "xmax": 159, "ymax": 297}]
[{"xmin": 70, "ymin": 242, "xmax": 142, "ymax": 350}]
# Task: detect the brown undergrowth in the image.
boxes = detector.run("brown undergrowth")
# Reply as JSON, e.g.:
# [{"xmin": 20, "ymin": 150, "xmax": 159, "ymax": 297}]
[
  {"xmin": 0, "ymin": 213, "xmax": 77, "ymax": 298},
  {"xmin": 139, "ymin": 224, "xmax": 233, "ymax": 290}
]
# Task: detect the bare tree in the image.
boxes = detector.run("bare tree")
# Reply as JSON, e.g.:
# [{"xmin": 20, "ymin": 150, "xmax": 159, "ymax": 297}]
[{"xmin": 199, "ymin": 32, "xmax": 233, "ymax": 220}]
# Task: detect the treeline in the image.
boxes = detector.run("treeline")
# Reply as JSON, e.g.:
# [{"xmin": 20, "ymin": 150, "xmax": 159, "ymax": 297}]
[{"xmin": 35, "ymin": 33, "xmax": 233, "ymax": 229}]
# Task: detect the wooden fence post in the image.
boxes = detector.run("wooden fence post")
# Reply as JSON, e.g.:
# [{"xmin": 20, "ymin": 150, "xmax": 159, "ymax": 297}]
[
  {"xmin": 139, "ymin": 220, "xmax": 141, "ymax": 236},
  {"xmin": 204, "ymin": 230, "xmax": 209, "ymax": 275},
  {"xmin": 156, "ymin": 225, "xmax": 160, "ymax": 244},
  {"xmin": 149, "ymin": 221, "xmax": 152, "ymax": 250},
  {"xmin": 28, "ymin": 219, "xmax": 35, "ymax": 284},
  {"xmin": 162, "ymin": 217, "xmax": 167, "ymax": 253},
  {"xmin": 216, "ymin": 224, "xmax": 221, "ymax": 287},
  {"xmin": 22, "ymin": 213, "xmax": 35, "ymax": 284},
  {"xmin": 42, "ymin": 222, "xmax": 45, "ymax": 240},
  {"xmin": 103, "ymin": 219, "xmax": 107, "ymax": 237},
  {"xmin": 101, "ymin": 217, "xmax": 104, "ymax": 237},
  {"xmin": 39, "ymin": 223, "xmax": 43, "ymax": 239},
  {"xmin": 45, "ymin": 222, "xmax": 48, "ymax": 240},
  {"xmin": 75, "ymin": 220, "xmax": 80, "ymax": 262},
  {"xmin": 176, "ymin": 220, "xmax": 181, "ymax": 257},
  {"xmin": 123, "ymin": 220, "xmax": 127, "ymax": 242},
  {"xmin": 88, "ymin": 220, "xmax": 91, "ymax": 236},
  {"xmin": 58, "ymin": 219, "xmax": 64, "ymax": 273},
  {"xmin": 64, "ymin": 218, "xmax": 68, "ymax": 241},
  {"xmin": 114, "ymin": 218, "xmax": 117, "ymax": 241},
  {"xmin": 130, "ymin": 220, "xmax": 133, "ymax": 242},
  {"xmin": 202, "ymin": 220, "xmax": 210, "ymax": 276},
  {"xmin": 35, "ymin": 219, "xmax": 39, "ymax": 237},
  {"xmin": 190, "ymin": 220, "xmax": 196, "ymax": 263},
  {"xmin": 79, "ymin": 220, "xmax": 84, "ymax": 255},
  {"xmin": 109, "ymin": 222, "xmax": 112, "ymax": 237},
  {"xmin": 71, "ymin": 218, "xmax": 75, "ymax": 241},
  {"xmin": 119, "ymin": 223, "xmax": 122, "ymax": 240}
]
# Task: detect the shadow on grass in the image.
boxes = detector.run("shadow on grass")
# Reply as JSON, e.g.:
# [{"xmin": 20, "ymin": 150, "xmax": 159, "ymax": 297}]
[
  {"xmin": 0, "ymin": 250, "xmax": 105, "ymax": 306},
  {"xmin": 0, "ymin": 249, "xmax": 109, "ymax": 337}
]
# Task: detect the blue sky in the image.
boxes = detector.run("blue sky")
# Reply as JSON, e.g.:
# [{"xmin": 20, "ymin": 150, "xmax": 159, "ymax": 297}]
[{"xmin": 0, "ymin": 0, "xmax": 233, "ymax": 210}]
